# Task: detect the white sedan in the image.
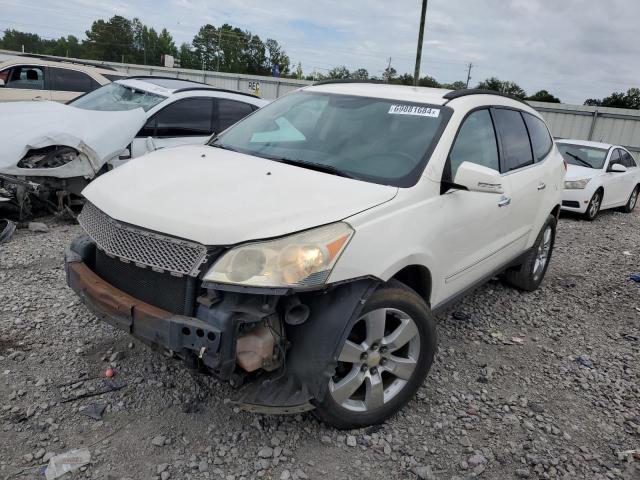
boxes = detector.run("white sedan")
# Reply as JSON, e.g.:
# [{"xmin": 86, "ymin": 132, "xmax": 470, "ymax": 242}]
[
  {"xmin": 0, "ymin": 77, "xmax": 268, "ymax": 216},
  {"xmin": 558, "ymin": 140, "xmax": 640, "ymax": 220}
]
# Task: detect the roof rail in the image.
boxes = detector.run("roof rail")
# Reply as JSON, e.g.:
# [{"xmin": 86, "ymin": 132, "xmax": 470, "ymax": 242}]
[
  {"xmin": 312, "ymin": 79, "xmax": 386, "ymax": 86},
  {"xmin": 121, "ymin": 76, "xmax": 260, "ymax": 99},
  {"xmin": 172, "ymin": 86, "xmax": 260, "ymax": 99},
  {"xmin": 17, "ymin": 53, "xmax": 118, "ymax": 71},
  {"xmin": 442, "ymin": 88, "xmax": 530, "ymax": 105}
]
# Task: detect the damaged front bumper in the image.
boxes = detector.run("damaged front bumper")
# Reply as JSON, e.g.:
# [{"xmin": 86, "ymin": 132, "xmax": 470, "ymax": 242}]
[{"xmin": 65, "ymin": 235, "xmax": 380, "ymax": 414}]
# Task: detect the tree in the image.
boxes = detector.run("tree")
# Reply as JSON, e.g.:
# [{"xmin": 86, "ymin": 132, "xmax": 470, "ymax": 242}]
[
  {"xmin": 583, "ymin": 88, "xmax": 640, "ymax": 109},
  {"xmin": 327, "ymin": 65, "xmax": 350, "ymax": 79},
  {"xmin": 526, "ymin": 90, "xmax": 561, "ymax": 103},
  {"xmin": 265, "ymin": 38, "xmax": 290, "ymax": 75},
  {"xmin": 84, "ymin": 15, "xmax": 135, "ymax": 62},
  {"xmin": 382, "ymin": 66, "xmax": 397, "ymax": 83},
  {"xmin": 442, "ymin": 80, "xmax": 467, "ymax": 90},
  {"xmin": 245, "ymin": 34, "xmax": 268, "ymax": 75},
  {"xmin": 351, "ymin": 68, "xmax": 369, "ymax": 80},
  {"xmin": 191, "ymin": 24, "xmax": 220, "ymax": 70},
  {"xmin": 418, "ymin": 75, "xmax": 440, "ymax": 88},
  {"xmin": 0, "ymin": 29, "xmax": 42, "ymax": 53},
  {"xmin": 178, "ymin": 43, "xmax": 199, "ymax": 69},
  {"xmin": 476, "ymin": 77, "xmax": 526, "ymax": 99}
]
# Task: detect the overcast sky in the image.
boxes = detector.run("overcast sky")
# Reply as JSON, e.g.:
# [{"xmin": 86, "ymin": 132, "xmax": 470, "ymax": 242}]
[{"xmin": 1, "ymin": 0, "xmax": 638, "ymax": 104}]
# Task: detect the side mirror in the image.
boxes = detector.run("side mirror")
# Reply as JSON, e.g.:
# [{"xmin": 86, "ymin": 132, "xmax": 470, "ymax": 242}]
[
  {"xmin": 453, "ymin": 161, "xmax": 504, "ymax": 194},
  {"xmin": 145, "ymin": 136, "xmax": 157, "ymax": 152},
  {"xmin": 609, "ymin": 163, "xmax": 627, "ymax": 173}
]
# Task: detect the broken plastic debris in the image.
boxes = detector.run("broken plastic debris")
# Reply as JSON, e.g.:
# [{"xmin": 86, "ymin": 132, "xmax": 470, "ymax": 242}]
[
  {"xmin": 105, "ymin": 368, "xmax": 114, "ymax": 378},
  {"xmin": 576, "ymin": 355, "xmax": 594, "ymax": 369},
  {"xmin": 45, "ymin": 448, "xmax": 90, "ymax": 480},
  {"xmin": 630, "ymin": 274, "xmax": 640, "ymax": 283},
  {"xmin": 0, "ymin": 219, "xmax": 16, "ymax": 244},
  {"xmin": 511, "ymin": 336, "xmax": 525, "ymax": 345}
]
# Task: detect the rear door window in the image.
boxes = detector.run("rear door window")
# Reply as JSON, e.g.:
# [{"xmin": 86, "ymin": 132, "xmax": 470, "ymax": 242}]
[
  {"xmin": 49, "ymin": 68, "xmax": 94, "ymax": 92},
  {"xmin": 491, "ymin": 108, "xmax": 534, "ymax": 172},
  {"xmin": 216, "ymin": 99, "xmax": 255, "ymax": 132},
  {"xmin": 449, "ymin": 109, "xmax": 500, "ymax": 178},
  {"xmin": 4, "ymin": 65, "xmax": 45, "ymax": 89},
  {"xmin": 149, "ymin": 97, "xmax": 215, "ymax": 137},
  {"xmin": 523, "ymin": 113, "xmax": 553, "ymax": 162}
]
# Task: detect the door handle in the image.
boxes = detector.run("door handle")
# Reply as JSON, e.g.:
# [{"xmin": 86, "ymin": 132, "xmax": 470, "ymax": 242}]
[
  {"xmin": 498, "ymin": 196, "xmax": 511, "ymax": 207},
  {"xmin": 537, "ymin": 182, "xmax": 546, "ymax": 190},
  {"xmin": 32, "ymin": 96, "xmax": 43, "ymax": 101}
]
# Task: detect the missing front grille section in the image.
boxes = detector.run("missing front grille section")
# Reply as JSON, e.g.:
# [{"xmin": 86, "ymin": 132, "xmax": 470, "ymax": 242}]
[
  {"xmin": 94, "ymin": 248, "xmax": 198, "ymax": 316},
  {"xmin": 78, "ymin": 201, "xmax": 208, "ymax": 277}
]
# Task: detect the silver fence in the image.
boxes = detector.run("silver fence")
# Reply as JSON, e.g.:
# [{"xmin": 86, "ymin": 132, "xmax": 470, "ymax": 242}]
[{"xmin": 529, "ymin": 101, "xmax": 640, "ymax": 156}]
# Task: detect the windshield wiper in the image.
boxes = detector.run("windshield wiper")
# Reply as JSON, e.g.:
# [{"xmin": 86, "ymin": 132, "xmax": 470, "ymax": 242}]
[
  {"xmin": 209, "ymin": 142, "xmax": 238, "ymax": 153},
  {"xmin": 564, "ymin": 152, "xmax": 593, "ymax": 168},
  {"xmin": 264, "ymin": 157, "xmax": 356, "ymax": 179}
]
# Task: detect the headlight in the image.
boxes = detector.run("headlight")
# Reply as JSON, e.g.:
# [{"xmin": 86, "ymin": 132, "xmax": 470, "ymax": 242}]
[
  {"xmin": 564, "ymin": 178, "xmax": 591, "ymax": 189},
  {"xmin": 203, "ymin": 222, "xmax": 354, "ymax": 288}
]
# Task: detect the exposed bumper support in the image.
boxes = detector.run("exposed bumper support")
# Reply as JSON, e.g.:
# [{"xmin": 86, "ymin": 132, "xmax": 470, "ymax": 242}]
[{"xmin": 66, "ymin": 260, "xmax": 222, "ymax": 367}]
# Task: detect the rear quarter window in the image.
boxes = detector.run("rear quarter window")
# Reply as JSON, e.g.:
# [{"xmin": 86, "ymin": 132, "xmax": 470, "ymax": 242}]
[{"xmin": 523, "ymin": 113, "xmax": 553, "ymax": 162}]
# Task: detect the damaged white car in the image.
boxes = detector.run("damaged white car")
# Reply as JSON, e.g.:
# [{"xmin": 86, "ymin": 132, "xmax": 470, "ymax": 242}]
[{"xmin": 0, "ymin": 77, "xmax": 267, "ymax": 216}]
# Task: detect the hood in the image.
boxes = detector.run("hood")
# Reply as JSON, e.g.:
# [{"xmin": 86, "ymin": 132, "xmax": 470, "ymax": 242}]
[
  {"xmin": 565, "ymin": 164, "xmax": 602, "ymax": 181},
  {"xmin": 0, "ymin": 101, "xmax": 146, "ymax": 174},
  {"xmin": 82, "ymin": 145, "xmax": 398, "ymax": 245}
]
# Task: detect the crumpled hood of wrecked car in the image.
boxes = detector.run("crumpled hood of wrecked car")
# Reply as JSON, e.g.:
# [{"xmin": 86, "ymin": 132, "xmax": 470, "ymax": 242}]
[
  {"xmin": 0, "ymin": 101, "xmax": 146, "ymax": 172},
  {"xmin": 82, "ymin": 145, "xmax": 398, "ymax": 245}
]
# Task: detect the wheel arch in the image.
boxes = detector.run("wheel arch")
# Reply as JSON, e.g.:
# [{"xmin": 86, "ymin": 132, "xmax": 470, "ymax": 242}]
[{"xmin": 390, "ymin": 264, "xmax": 432, "ymax": 305}]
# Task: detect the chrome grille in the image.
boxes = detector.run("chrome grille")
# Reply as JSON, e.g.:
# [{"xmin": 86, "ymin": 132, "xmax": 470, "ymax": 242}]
[{"xmin": 78, "ymin": 202, "xmax": 207, "ymax": 277}]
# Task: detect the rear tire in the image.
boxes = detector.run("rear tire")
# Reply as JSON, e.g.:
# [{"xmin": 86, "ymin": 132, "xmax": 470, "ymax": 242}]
[
  {"xmin": 621, "ymin": 185, "xmax": 639, "ymax": 213},
  {"xmin": 503, "ymin": 215, "xmax": 556, "ymax": 292},
  {"xmin": 313, "ymin": 280, "xmax": 437, "ymax": 429},
  {"xmin": 584, "ymin": 190, "xmax": 602, "ymax": 221}
]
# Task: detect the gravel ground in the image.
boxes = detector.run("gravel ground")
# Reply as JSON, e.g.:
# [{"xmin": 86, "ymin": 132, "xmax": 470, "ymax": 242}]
[{"xmin": 0, "ymin": 208, "xmax": 639, "ymax": 480}]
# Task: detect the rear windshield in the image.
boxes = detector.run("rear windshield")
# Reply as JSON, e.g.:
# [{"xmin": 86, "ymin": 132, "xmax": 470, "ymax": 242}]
[
  {"xmin": 557, "ymin": 143, "xmax": 608, "ymax": 169},
  {"xmin": 69, "ymin": 82, "xmax": 166, "ymax": 112},
  {"xmin": 209, "ymin": 91, "xmax": 451, "ymax": 187}
]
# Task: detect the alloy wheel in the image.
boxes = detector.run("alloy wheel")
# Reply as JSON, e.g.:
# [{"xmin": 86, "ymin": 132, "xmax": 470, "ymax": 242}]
[
  {"xmin": 533, "ymin": 225, "xmax": 552, "ymax": 281},
  {"xmin": 588, "ymin": 193, "xmax": 601, "ymax": 218},
  {"xmin": 329, "ymin": 308, "xmax": 421, "ymax": 412}
]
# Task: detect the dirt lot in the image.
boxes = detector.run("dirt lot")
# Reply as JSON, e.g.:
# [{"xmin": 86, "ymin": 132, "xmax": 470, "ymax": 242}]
[{"xmin": 1, "ymin": 208, "xmax": 639, "ymax": 480}]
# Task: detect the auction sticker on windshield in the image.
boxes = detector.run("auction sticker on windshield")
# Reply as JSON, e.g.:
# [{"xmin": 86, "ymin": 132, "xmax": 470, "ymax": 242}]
[{"xmin": 388, "ymin": 105, "xmax": 440, "ymax": 117}]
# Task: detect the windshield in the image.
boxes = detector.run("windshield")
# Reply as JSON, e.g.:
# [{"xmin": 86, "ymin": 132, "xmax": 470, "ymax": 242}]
[
  {"xmin": 557, "ymin": 143, "xmax": 608, "ymax": 169},
  {"xmin": 209, "ymin": 91, "xmax": 450, "ymax": 186},
  {"xmin": 70, "ymin": 82, "xmax": 166, "ymax": 112}
]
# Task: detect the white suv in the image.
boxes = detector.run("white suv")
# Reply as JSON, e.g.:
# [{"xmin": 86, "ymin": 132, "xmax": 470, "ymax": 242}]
[{"xmin": 65, "ymin": 82, "xmax": 565, "ymax": 428}]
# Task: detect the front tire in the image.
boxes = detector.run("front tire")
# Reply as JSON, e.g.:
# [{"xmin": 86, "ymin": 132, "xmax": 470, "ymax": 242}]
[
  {"xmin": 503, "ymin": 215, "xmax": 556, "ymax": 292},
  {"xmin": 313, "ymin": 281, "xmax": 437, "ymax": 429},
  {"xmin": 621, "ymin": 185, "xmax": 639, "ymax": 213},
  {"xmin": 584, "ymin": 190, "xmax": 602, "ymax": 220}
]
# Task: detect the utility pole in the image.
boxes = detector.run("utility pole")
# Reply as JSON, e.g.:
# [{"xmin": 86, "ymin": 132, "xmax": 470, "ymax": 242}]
[
  {"xmin": 413, "ymin": 0, "xmax": 428, "ymax": 86},
  {"xmin": 465, "ymin": 62, "xmax": 473, "ymax": 88}
]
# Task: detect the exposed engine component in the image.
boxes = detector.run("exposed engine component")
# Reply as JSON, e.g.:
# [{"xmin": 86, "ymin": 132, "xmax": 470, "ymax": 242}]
[
  {"xmin": 17, "ymin": 146, "xmax": 79, "ymax": 169},
  {"xmin": 236, "ymin": 323, "xmax": 279, "ymax": 373},
  {"xmin": 283, "ymin": 296, "xmax": 310, "ymax": 325}
]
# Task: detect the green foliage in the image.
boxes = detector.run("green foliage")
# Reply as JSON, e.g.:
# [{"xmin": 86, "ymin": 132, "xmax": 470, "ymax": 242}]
[
  {"xmin": 584, "ymin": 88, "xmax": 640, "ymax": 109},
  {"xmin": 476, "ymin": 77, "xmax": 526, "ymax": 99},
  {"xmin": 526, "ymin": 89, "xmax": 561, "ymax": 103},
  {"xmin": 0, "ymin": 16, "xmax": 286, "ymax": 75}
]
